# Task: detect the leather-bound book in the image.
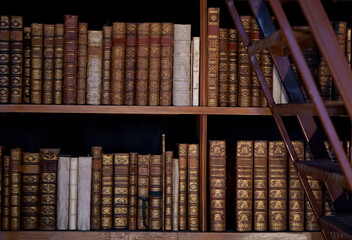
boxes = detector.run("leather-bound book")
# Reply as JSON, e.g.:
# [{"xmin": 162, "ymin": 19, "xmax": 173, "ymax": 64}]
[
  {"xmin": 173, "ymin": 24, "xmax": 191, "ymax": 106},
  {"xmin": 318, "ymin": 56, "xmax": 331, "ymax": 101},
  {"xmin": 39, "ymin": 148, "xmax": 60, "ymax": 230},
  {"xmin": 192, "ymin": 37, "xmax": 200, "ymax": 107},
  {"xmin": 238, "ymin": 16, "xmax": 252, "ymax": 107},
  {"xmin": 172, "ymin": 158, "xmax": 179, "ymax": 231},
  {"xmin": 128, "ymin": 152, "xmax": 138, "ymax": 230},
  {"xmin": 300, "ymin": 47, "xmax": 319, "ymax": 102},
  {"xmin": 149, "ymin": 155, "xmax": 162, "ymax": 230},
  {"xmin": 114, "ymin": 153, "xmax": 129, "ymax": 229},
  {"xmin": 57, "ymin": 155, "xmax": 70, "ymax": 230},
  {"xmin": 2, "ymin": 156, "xmax": 10, "ymax": 230},
  {"xmin": 63, "ymin": 15, "xmax": 78, "ymax": 105},
  {"xmin": 101, "ymin": 153, "xmax": 113, "ymax": 230},
  {"xmin": 289, "ymin": 141, "xmax": 305, "ymax": 231},
  {"xmin": 10, "ymin": 148, "xmax": 21, "ymax": 230},
  {"xmin": 68, "ymin": 157, "xmax": 78, "ymax": 230},
  {"xmin": 30, "ymin": 23, "xmax": 43, "ymax": 104},
  {"xmin": 188, "ymin": 144, "xmax": 199, "ymax": 231},
  {"xmin": 137, "ymin": 154, "xmax": 150, "ymax": 230},
  {"xmin": 43, "ymin": 24, "xmax": 55, "ymax": 104},
  {"xmin": 101, "ymin": 26, "xmax": 112, "ymax": 105},
  {"xmin": 136, "ymin": 22, "xmax": 150, "ymax": 106},
  {"xmin": 253, "ymin": 141, "xmax": 267, "ymax": 231},
  {"xmin": 21, "ymin": 152, "xmax": 40, "ymax": 230},
  {"xmin": 54, "ymin": 23, "xmax": 64, "ymax": 104},
  {"xmin": 228, "ymin": 28, "xmax": 238, "ymax": 106},
  {"xmin": 236, "ymin": 141, "xmax": 253, "ymax": 232},
  {"xmin": 0, "ymin": 146, "xmax": 4, "ymax": 229},
  {"xmin": 178, "ymin": 144, "xmax": 188, "ymax": 230},
  {"xmin": 260, "ymin": 49, "xmax": 272, "ymax": 107},
  {"xmin": 0, "ymin": 16, "xmax": 10, "ymax": 103},
  {"xmin": 23, "ymin": 27, "xmax": 31, "ymax": 103},
  {"xmin": 9, "ymin": 16, "xmax": 23, "ymax": 103},
  {"xmin": 251, "ymin": 19, "xmax": 261, "ymax": 107},
  {"xmin": 268, "ymin": 141, "xmax": 287, "ymax": 231},
  {"xmin": 209, "ymin": 140, "xmax": 226, "ymax": 232},
  {"xmin": 207, "ymin": 8, "xmax": 220, "ymax": 107},
  {"xmin": 160, "ymin": 23, "xmax": 174, "ymax": 106},
  {"xmin": 124, "ymin": 23, "xmax": 137, "ymax": 106},
  {"xmin": 165, "ymin": 151, "xmax": 173, "ymax": 230},
  {"xmin": 86, "ymin": 31, "xmax": 103, "ymax": 105},
  {"xmin": 347, "ymin": 28, "xmax": 351, "ymax": 69},
  {"xmin": 77, "ymin": 23, "xmax": 88, "ymax": 105},
  {"xmin": 219, "ymin": 28, "xmax": 229, "ymax": 107},
  {"xmin": 77, "ymin": 156, "xmax": 92, "ymax": 231},
  {"xmin": 90, "ymin": 146, "xmax": 102, "ymax": 230}
]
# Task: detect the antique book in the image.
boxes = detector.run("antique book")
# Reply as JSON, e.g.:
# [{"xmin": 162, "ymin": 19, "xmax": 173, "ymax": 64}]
[
  {"xmin": 114, "ymin": 153, "xmax": 129, "ymax": 229},
  {"xmin": 90, "ymin": 146, "xmax": 102, "ymax": 230},
  {"xmin": 69, "ymin": 157, "xmax": 78, "ymax": 230},
  {"xmin": 251, "ymin": 19, "xmax": 261, "ymax": 107},
  {"xmin": 253, "ymin": 141, "xmax": 268, "ymax": 231},
  {"xmin": 43, "ymin": 24, "xmax": 55, "ymax": 104},
  {"xmin": 63, "ymin": 15, "xmax": 78, "ymax": 105},
  {"xmin": 149, "ymin": 155, "xmax": 162, "ymax": 230},
  {"xmin": 178, "ymin": 144, "xmax": 188, "ymax": 230},
  {"xmin": 0, "ymin": 16, "xmax": 10, "ymax": 103},
  {"xmin": 30, "ymin": 23, "xmax": 43, "ymax": 104},
  {"xmin": 21, "ymin": 152, "xmax": 40, "ymax": 230},
  {"xmin": 0, "ymin": 146, "xmax": 4, "ymax": 230},
  {"xmin": 160, "ymin": 23, "xmax": 174, "ymax": 106},
  {"xmin": 219, "ymin": 28, "xmax": 229, "ymax": 107},
  {"xmin": 137, "ymin": 154, "xmax": 150, "ymax": 230},
  {"xmin": 148, "ymin": 23, "xmax": 162, "ymax": 106},
  {"xmin": 2, "ymin": 156, "xmax": 10, "ymax": 230},
  {"xmin": 77, "ymin": 156, "xmax": 92, "ymax": 230},
  {"xmin": 136, "ymin": 22, "xmax": 150, "ymax": 106},
  {"xmin": 236, "ymin": 141, "xmax": 253, "ymax": 232},
  {"xmin": 101, "ymin": 153, "xmax": 113, "ymax": 230},
  {"xmin": 39, "ymin": 148, "xmax": 60, "ymax": 230},
  {"xmin": 209, "ymin": 140, "xmax": 226, "ymax": 232},
  {"xmin": 165, "ymin": 151, "xmax": 173, "ymax": 230},
  {"xmin": 261, "ymin": 49, "xmax": 272, "ymax": 107},
  {"xmin": 56, "ymin": 155, "xmax": 70, "ymax": 230},
  {"xmin": 9, "ymin": 16, "xmax": 23, "ymax": 104},
  {"xmin": 54, "ymin": 24, "xmax": 64, "ymax": 104},
  {"xmin": 318, "ymin": 54, "xmax": 331, "ymax": 101},
  {"xmin": 9, "ymin": 148, "xmax": 21, "ymax": 230},
  {"xmin": 111, "ymin": 22, "xmax": 126, "ymax": 105},
  {"xmin": 86, "ymin": 30, "xmax": 103, "ymax": 105},
  {"xmin": 188, "ymin": 144, "xmax": 199, "ymax": 231},
  {"xmin": 192, "ymin": 37, "xmax": 200, "ymax": 106},
  {"xmin": 124, "ymin": 23, "xmax": 137, "ymax": 106},
  {"xmin": 172, "ymin": 158, "xmax": 179, "ymax": 231},
  {"xmin": 173, "ymin": 24, "xmax": 191, "ymax": 106},
  {"xmin": 128, "ymin": 152, "xmax": 138, "ymax": 230},
  {"xmin": 347, "ymin": 28, "xmax": 351, "ymax": 69},
  {"xmin": 77, "ymin": 23, "xmax": 88, "ymax": 105},
  {"xmin": 23, "ymin": 27, "xmax": 31, "ymax": 103},
  {"xmin": 101, "ymin": 26, "xmax": 112, "ymax": 105},
  {"xmin": 273, "ymin": 66, "xmax": 281, "ymax": 104},
  {"xmin": 268, "ymin": 141, "xmax": 287, "ymax": 231},
  {"xmin": 228, "ymin": 28, "xmax": 238, "ymax": 106},
  {"xmin": 207, "ymin": 8, "xmax": 220, "ymax": 107}
]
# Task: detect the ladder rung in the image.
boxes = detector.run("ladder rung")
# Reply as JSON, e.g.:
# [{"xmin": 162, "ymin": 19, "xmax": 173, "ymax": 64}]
[
  {"xmin": 272, "ymin": 101, "xmax": 346, "ymax": 116},
  {"xmin": 320, "ymin": 215, "xmax": 352, "ymax": 240}
]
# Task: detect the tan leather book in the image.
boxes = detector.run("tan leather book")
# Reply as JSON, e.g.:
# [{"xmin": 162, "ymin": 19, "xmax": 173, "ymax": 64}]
[
  {"xmin": 124, "ymin": 23, "xmax": 137, "ymax": 106},
  {"xmin": 149, "ymin": 155, "xmax": 162, "ymax": 230},
  {"xmin": 77, "ymin": 23, "xmax": 88, "ymax": 105},
  {"xmin": 137, "ymin": 154, "xmax": 150, "ymax": 229},
  {"xmin": 77, "ymin": 156, "xmax": 92, "ymax": 231},
  {"xmin": 43, "ymin": 24, "xmax": 55, "ymax": 104},
  {"xmin": 0, "ymin": 146, "xmax": 4, "ymax": 230},
  {"xmin": 101, "ymin": 153, "xmax": 113, "ymax": 230},
  {"xmin": 2, "ymin": 156, "xmax": 10, "ymax": 230},
  {"xmin": 30, "ymin": 23, "xmax": 43, "ymax": 104},
  {"xmin": 23, "ymin": 27, "xmax": 31, "ymax": 103},
  {"xmin": 251, "ymin": 19, "xmax": 261, "ymax": 107},
  {"xmin": 209, "ymin": 140, "xmax": 226, "ymax": 232},
  {"xmin": 90, "ymin": 146, "xmax": 102, "ymax": 230},
  {"xmin": 54, "ymin": 24, "xmax": 64, "ymax": 104},
  {"xmin": 172, "ymin": 158, "xmax": 179, "ymax": 231},
  {"xmin": 21, "ymin": 152, "xmax": 40, "ymax": 230},
  {"xmin": 188, "ymin": 144, "xmax": 199, "ymax": 231},
  {"xmin": 128, "ymin": 152, "xmax": 138, "ymax": 230},
  {"xmin": 0, "ymin": 16, "xmax": 10, "ymax": 103},
  {"xmin": 148, "ymin": 23, "xmax": 161, "ymax": 106},
  {"xmin": 164, "ymin": 151, "xmax": 173, "ymax": 230},
  {"xmin": 228, "ymin": 28, "xmax": 238, "ymax": 106},
  {"xmin": 10, "ymin": 148, "xmax": 21, "ymax": 230},
  {"xmin": 101, "ymin": 26, "xmax": 112, "ymax": 105},
  {"xmin": 261, "ymin": 49, "xmax": 272, "ymax": 107},
  {"xmin": 57, "ymin": 155, "xmax": 70, "ymax": 230},
  {"xmin": 219, "ymin": 28, "xmax": 229, "ymax": 107},
  {"xmin": 114, "ymin": 153, "xmax": 129, "ymax": 229},
  {"xmin": 68, "ymin": 157, "xmax": 78, "ymax": 230},
  {"xmin": 178, "ymin": 144, "xmax": 188, "ymax": 230}
]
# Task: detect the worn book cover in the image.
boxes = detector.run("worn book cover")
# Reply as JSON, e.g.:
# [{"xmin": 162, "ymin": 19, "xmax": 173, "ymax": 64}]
[
  {"xmin": 172, "ymin": 158, "xmax": 179, "ymax": 231},
  {"xmin": 137, "ymin": 154, "xmax": 150, "ymax": 230},
  {"xmin": 251, "ymin": 19, "xmax": 261, "ymax": 107},
  {"xmin": 128, "ymin": 152, "xmax": 138, "ymax": 230},
  {"xmin": 54, "ymin": 24, "xmax": 64, "ymax": 104},
  {"xmin": 2, "ymin": 156, "xmax": 10, "ymax": 230},
  {"xmin": 188, "ymin": 144, "xmax": 199, "ymax": 231},
  {"xmin": 22, "ymin": 27, "xmax": 31, "ymax": 103},
  {"xmin": 101, "ymin": 153, "xmax": 113, "ymax": 230},
  {"xmin": 43, "ymin": 24, "xmax": 55, "ymax": 104},
  {"xmin": 228, "ymin": 28, "xmax": 238, "ymax": 106},
  {"xmin": 57, "ymin": 155, "xmax": 70, "ymax": 230},
  {"xmin": 77, "ymin": 23, "xmax": 88, "ymax": 105},
  {"xmin": 178, "ymin": 144, "xmax": 188, "ymax": 230},
  {"xmin": 114, "ymin": 153, "xmax": 129, "ymax": 229},
  {"xmin": 149, "ymin": 155, "xmax": 162, "ymax": 230},
  {"xmin": 165, "ymin": 151, "xmax": 173, "ymax": 230},
  {"xmin": 90, "ymin": 146, "xmax": 102, "ymax": 230},
  {"xmin": 30, "ymin": 23, "xmax": 43, "ymax": 104},
  {"xmin": 101, "ymin": 26, "xmax": 112, "ymax": 105},
  {"xmin": 68, "ymin": 157, "xmax": 78, "ymax": 230},
  {"xmin": 219, "ymin": 28, "xmax": 229, "ymax": 107},
  {"xmin": 0, "ymin": 16, "xmax": 10, "ymax": 103},
  {"xmin": 10, "ymin": 148, "xmax": 21, "ymax": 230},
  {"xmin": 77, "ymin": 156, "xmax": 92, "ymax": 230}
]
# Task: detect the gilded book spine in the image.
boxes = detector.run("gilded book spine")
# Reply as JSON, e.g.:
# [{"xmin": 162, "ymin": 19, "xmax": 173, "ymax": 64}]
[
  {"xmin": 101, "ymin": 26, "xmax": 112, "ymax": 105},
  {"xmin": 77, "ymin": 156, "xmax": 92, "ymax": 231},
  {"xmin": 128, "ymin": 153, "xmax": 138, "ymax": 230},
  {"xmin": 54, "ymin": 24, "xmax": 64, "ymax": 104},
  {"xmin": 68, "ymin": 157, "xmax": 78, "ymax": 230},
  {"xmin": 111, "ymin": 22, "xmax": 126, "ymax": 105},
  {"xmin": 192, "ymin": 37, "xmax": 200, "ymax": 107},
  {"xmin": 57, "ymin": 155, "xmax": 70, "ymax": 230},
  {"xmin": 23, "ymin": 27, "xmax": 31, "ymax": 103},
  {"xmin": 149, "ymin": 155, "xmax": 162, "ymax": 230},
  {"xmin": 2, "ymin": 156, "xmax": 10, "ymax": 230},
  {"xmin": 90, "ymin": 146, "xmax": 102, "ymax": 230},
  {"xmin": 43, "ymin": 24, "xmax": 55, "ymax": 104},
  {"xmin": 0, "ymin": 16, "xmax": 10, "ymax": 103},
  {"xmin": 251, "ymin": 19, "xmax": 261, "ymax": 107},
  {"xmin": 101, "ymin": 154, "xmax": 113, "ymax": 230},
  {"xmin": 114, "ymin": 153, "xmax": 129, "ymax": 229},
  {"xmin": 124, "ymin": 23, "xmax": 137, "ymax": 106},
  {"xmin": 219, "ymin": 28, "xmax": 229, "ymax": 107},
  {"xmin": 30, "ymin": 23, "xmax": 43, "ymax": 104},
  {"xmin": 10, "ymin": 148, "xmax": 21, "ymax": 230},
  {"xmin": 228, "ymin": 28, "xmax": 238, "ymax": 106},
  {"xmin": 209, "ymin": 140, "xmax": 226, "ymax": 232},
  {"xmin": 172, "ymin": 158, "xmax": 179, "ymax": 231},
  {"xmin": 148, "ymin": 23, "xmax": 161, "ymax": 106},
  {"xmin": 318, "ymin": 57, "xmax": 331, "ymax": 101},
  {"xmin": 21, "ymin": 152, "xmax": 40, "ymax": 230},
  {"xmin": 178, "ymin": 144, "xmax": 188, "ymax": 230},
  {"xmin": 0, "ymin": 146, "xmax": 4, "ymax": 229},
  {"xmin": 137, "ymin": 155, "xmax": 150, "ymax": 230},
  {"xmin": 188, "ymin": 144, "xmax": 199, "ymax": 231},
  {"xmin": 77, "ymin": 23, "xmax": 88, "ymax": 105},
  {"xmin": 10, "ymin": 16, "xmax": 23, "ymax": 103},
  {"xmin": 165, "ymin": 151, "xmax": 173, "ymax": 230},
  {"xmin": 160, "ymin": 23, "xmax": 174, "ymax": 106}
]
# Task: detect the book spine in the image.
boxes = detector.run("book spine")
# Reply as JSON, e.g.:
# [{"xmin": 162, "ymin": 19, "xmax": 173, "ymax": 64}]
[
  {"xmin": 251, "ymin": 19, "xmax": 261, "ymax": 107},
  {"xmin": 10, "ymin": 148, "xmax": 21, "ymax": 230},
  {"xmin": 77, "ymin": 23, "xmax": 88, "ymax": 105},
  {"xmin": 228, "ymin": 28, "xmax": 238, "ymax": 106},
  {"xmin": 301, "ymin": 48, "xmax": 319, "ymax": 102},
  {"xmin": 43, "ymin": 24, "xmax": 55, "ymax": 104},
  {"xmin": 21, "ymin": 152, "xmax": 40, "ymax": 230},
  {"xmin": 90, "ymin": 146, "xmax": 102, "ymax": 230},
  {"xmin": 30, "ymin": 23, "xmax": 43, "ymax": 104},
  {"xmin": 318, "ymin": 56, "xmax": 331, "ymax": 101},
  {"xmin": 164, "ymin": 151, "xmax": 173, "ymax": 230},
  {"xmin": 77, "ymin": 156, "xmax": 92, "ymax": 231},
  {"xmin": 149, "ymin": 155, "xmax": 162, "ymax": 230},
  {"xmin": 219, "ymin": 28, "xmax": 229, "ymax": 107},
  {"xmin": 261, "ymin": 49, "xmax": 272, "ymax": 107},
  {"xmin": 63, "ymin": 15, "xmax": 78, "ymax": 104},
  {"xmin": 172, "ymin": 158, "xmax": 179, "ymax": 231},
  {"xmin": 69, "ymin": 157, "xmax": 78, "ymax": 230},
  {"xmin": 160, "ymin": 23, "xmax": 174, "ymax": 106},
  {"xmin": 57, "ymin": 156, "xmax": 70, "ymax": 230},
  {"xmin": 39, "ymin": 148, "xmax": 60, "ymax": 230},
  {"xmin": 209, "ymin": 140, "xmax": 226, "ymax": 232},
  {"xmin": 101, "ymin": 153, "xmax": 113, "ymax": 230},
  {"xmin": 114, "ymin": 153, "xmax": 129, "ymax": 229},
  {"xmin": 0, "ymin": 146, "xmax": 3, "ymax": 230},
  {"xmin": 23, "ymin": 27, "xmax": 31, "ymax": 103},
  {"xmin": 347, "ymin": 28, "xmax": 351, "ymax": 69},
  {"xmin": 192, "ymin": 37, "xmax": 200, "ymax": 107},
  {"xmin": 2, "ymin": 156, "xmax": 10, "ymax": 230},
  {"xmin": 124, "ymin": 23, "xmax": 137, "ymax": 106},
  {"xmin": 101, "ymin": 26, "xmax": 112, "ymax": 105},
  {"xmin": 54, "ymin": 24, "xmax": 64, "ymax": 104},
  {"xmin": 178, "ymin": 144, "xmax": 188, "ymax": 230},
  {"xmin": 0, "ymin": 16, "xmax": 10, "ymax": 103},
  {"xmin": 137, "ymin": 155, "xmax": 150, "ymax": 229},
  {"xmin": 188, "ymin": 144, "xmax": 199, "ymax": 231},
  {"xmin": 128, "ymin": 152, "xmax": 138, "ymax": 230},
  {"xmin": 272, "ymin": 66, "xmax": 281, "ymax": 104}
]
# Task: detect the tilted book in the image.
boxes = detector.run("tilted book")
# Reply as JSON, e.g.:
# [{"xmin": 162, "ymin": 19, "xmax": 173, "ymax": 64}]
[
  {"xmin": 261, "ymin": 49, "xmax": 272, "ymax": 107},
  {"xmin": 178, "ymin": 144, "xmax": 188, "ymax": 230},
  {"xmin": 128, "ymin": 152, "xmax": 138, "ymax": 230},
  {"xmin": 10, "ymin": 148, "xmax": 21, "ymax": 230},
  {"xmin": 77, "ymin": 23, "xmax": 88, "ymax": 105},
  {"xmin": 23, "ymin": 27, "xmax": 31, "ymax": 103},
  {"xmin": 165, "ymin": 151, "xmax": 173, "ymax": 230},
  {"xmin": 43, "ymin": 24, "xmax": 55, "ymax": 104},
  {"xmin": 101, "ymin": 26, "xmax": 112, "ymax": 105},
  {"xmin": 2, "ymin": 156, "xmax": 10, "ymax": 230},
  {"xmin": 101, "ymin": 153, "xmax": 113, "ymax": 230},
  {"xmin": 192, "ymin": 37, "xmax": 200, "ymax": 107},
  {"xmin": 188, "ymin": 144, "xmax": 199, "ymax": 231},
  {"xmin": 0, "ymin": 16, "xmax": 10, "ymax": 103},
  {"xmin": 219, "ymin": 28, "xmax": 229, "ymax": 107},
  {"xmin": 137, "ymin": 154, "xmax": 150, "ymax": 230},
  {"xmin": 172, "ymin": 158, "xmax": 179, "ymax": 231},
  {"xmin": 30, "ymin": 23, "xmax": 43, "ymax": 104},
  {"xmin": 69, "ymin": 157, "xmax": 78, "ymax": 230},
  {"xmin": 124, "ymin": 23, "xmax": 137, "ymax": 106},
  {"xmin": 54, "ymin": 24, "xmax": 64, "ymax": 105},
  {"xmin": 114, "ymin": 153, "xmax": 129, "ymax": 229},
  {"xmin": 90, "ymin": 146, "xmax": 102, "ymax": 230},
  {"xmin": 228, "ymin": 28, "xmax": 238, "ymax": 106},
  {"xmin": 251, "ymin": 19, "xmax": 261, "ymax": 107},
  {"xmin": 77, "ymin": 156, "xmax": 92, "ymax": 230},
  {"xmin": 57, "ymin": 155, "xmax": 70, "ymax": 230},
  {"xmin": 149, "ymin": 155, "xmax": 162, "ymax": 230}
]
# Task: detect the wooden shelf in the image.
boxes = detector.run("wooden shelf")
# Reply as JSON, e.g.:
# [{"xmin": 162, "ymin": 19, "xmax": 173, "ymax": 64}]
[{"xmin": 272, "ymin": 102, "xmax": 346, "ymax": 116}]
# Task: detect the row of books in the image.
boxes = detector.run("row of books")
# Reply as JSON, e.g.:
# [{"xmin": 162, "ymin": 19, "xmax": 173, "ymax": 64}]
[{"xmin": 0, "ymin": 15, "xmax": 201, "ymax": 106}]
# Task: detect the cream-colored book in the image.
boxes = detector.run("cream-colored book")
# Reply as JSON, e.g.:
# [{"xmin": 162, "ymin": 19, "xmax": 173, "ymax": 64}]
[
  {"xmin": 57, "ymin": 155, "xmax": 71, "ymax": 230},
  {"xmin": 69, "ymin": 157, "xmax": 78, "ymax": 230},
  {"xmin": 192, "ymin": 37, "xmax": 200, "ymax": 107},
  {"xmin": 77, "ymin": 156, "xmax": 92, "ymax": 230},
  {"xmin": 172, "ymin": 158, "xmax": 179, "ymax": 231}
]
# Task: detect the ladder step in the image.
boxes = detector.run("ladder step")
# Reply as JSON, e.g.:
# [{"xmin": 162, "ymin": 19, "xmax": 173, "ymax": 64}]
[
  {"xmin": 296, "ymin": 161, "xmax": 350, "ymax": 190},
  {"xmin": 272, "ymin": 101, "xmax": 346, "ymax": 116},
  {"xmin": 320, "ymin": 215, "xmax": 352, "ymax": 240}
]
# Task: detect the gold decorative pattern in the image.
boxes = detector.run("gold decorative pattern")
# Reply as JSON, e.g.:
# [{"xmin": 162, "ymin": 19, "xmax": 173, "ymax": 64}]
[{"xmin": 114, "ymin": 153, "xmax": 129, "ymax": 229}]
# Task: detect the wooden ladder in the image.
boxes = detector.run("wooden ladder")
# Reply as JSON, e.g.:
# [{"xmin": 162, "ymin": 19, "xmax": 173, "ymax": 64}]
[{"xmin": 225, "ymin": 0, "xmax": 352, "ymax": 239}]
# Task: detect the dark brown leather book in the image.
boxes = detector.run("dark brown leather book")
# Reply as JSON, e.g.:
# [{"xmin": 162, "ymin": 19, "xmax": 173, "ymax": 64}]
[
  {"xmin": 209, "ymin": 140, "xmax": 226, "ymax": 232},
  {"xmin": 148, "ymin": 23, "xmax": 161, "ymax": 106},
  {"xmin": 178, "ymin": 143, "xmax": 188, "ymax": 230},
  {"xmin": 77, "ymin": 23, "xmax": 88, "ymax": 105},
  {"xmin": 101, "ymin": 25, "xmax": 112, "ymax": 105},
  {"xmin": 10, "ymin": 148, "xmax": 21, "ymax": 230},
  {"xmin": 219, "ymin": 28, "xmax": 229, "ymax": 107},
  {"xmin": 2, "ymin": 155, "xmax": 10, "ymax": 230},
  {"xmin": 43, "ymin": 24, "xmax": 55, "ymax": 104},
  {"xmin": 54, "ymin": 23, "xmax": 64, "ymax": 105},
  {"xmin": 101, "ymin": 153, "xmax": 113, "ymax": 230},
  {"xmin": 228, "ymin": 28, "xmax": 238, "ymax": 106},
  {"xmin": 261, "ymin": 49, "xmax": 272, "ymax": 107},
  {"xmin": 128, "ymin": 152, "xmax": 138, "ymax": 230},
  {"xmin": 124, "ymin": 23, "xmax": 137, "ymax": 106},
  {"xmin": 30, "ymin": 23, "xmax": 43, "ymax": 104},
  {"xmin": 160, "ymin": 23, "xmax": 174, "ymax": 106},
  {"xmin": 137, "ymin": 154, "xmax": 150, "ymax": 230},
  {"xmin": 0, "ymin": 16, "xmax": 10, "ymax": 104},
  {"xmin": 9, "ymin": 16, "xmax": 23, "ymax": 104},
  {"xmin": 188, "ymin": 144, "xmax": 199, "ymax": 231},
  {"xmin": 111, "ymin": 22, "xmax": 126, "ymax": 105},
  {"xmin": 90, "ymin": 146, "xmax": 102, "ymax": 230},
  {"xmin": 0, "ymin": 146, "xmax": 4, "ymax": 230},
  {"xmin": 64, "ymin": 15, "xmax": 78, "ymax": 105},
  {"xmin": 39, "ymin": 148, "xmax": 60, "ymax": 230},
  {"xmin": 149, "ymin": 155, "xmax": 162, "ymax": 230},
  {"xmin": 164, "ymin": 151, "xmax": 173, "ymax": 230},
  {"xmin": 21, "ymin": 152, "xmax": 40, "ymax": 230},
  {"xmin": 251, "ymin": 19, "xmax": 261, "ymax": 107},
  {"xmin": 318, "ymin": 54, "xmax": 331, "ymax": 101},
  {"xmin": 23, "ymin": 27, "xmax": 31, "ymax": 103}
]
